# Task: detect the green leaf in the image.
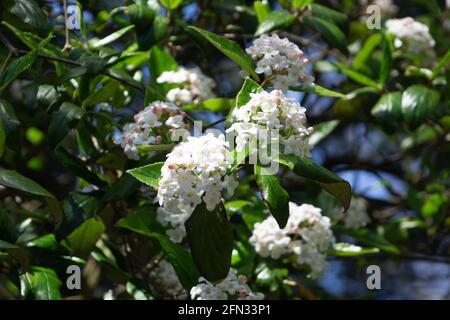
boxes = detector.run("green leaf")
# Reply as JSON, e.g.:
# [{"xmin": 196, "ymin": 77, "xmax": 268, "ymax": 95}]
[
  {"xmin": 0, "ymin": 99, "xmax": 20, "ymax": 152},
  {"xmin": 0, "ymin": 168, "xmax": 54, "ymax": 198},
  {"xmin": 1, "ymin": 22, "xmax": 59, "ymax": 55},
  {"xmin": 0, "ymin": 50, "xmax": 37, "ymax": 91},
  {"xmin": 308, "ymin": 120, "xmax": 339, "ymax": 146},
  {"xmin": 255, "ymin": 10, "xmax": 295, "ymax": 36},
  {"xmin": 432, "ymin": 49, "xmax": 450, "ymax": 79},
  {"xmin": 136, "ymin": 15, "xmax": 169, "ymax": 50},
  {"xmin": 9, "ymin": 0, "xmax": 49, "ymax": 31},
  {"xmin": 48, "ymin": 102, "xmax": 85, "ymax": 148},
  {"xmin": 67, "ymin": 217, "xmax": 105, "ymax": 257},
  {"xmin": 82, "ymin": 80, "xmax": 121, "ymax": 107},
  {"xmin": 235, "ymin": 77, "xmax": 263, "ymax": 108},
  {"xmin": 227, "ymin": 77, "xmax": 263, "ymax": 127},
  {"xmin": 183, "ymin": 98, "xmax": 234, "ymax": 112},
  {"xmin": 401, "ymin": 85, "xmax": 440, "ymax": 130},
  {"xmin": 281, "ymin": 155, "xmax": 352, "ymax": 211},
  {"xmin": 305, "ymin": 17, "xmax": 348, "ymax": 55},
  {"xmin": 149, "ymin": 46, "xmax": 178, "ymax": 87},
  {"xmin": 0, "ymin": 239, "xmax": 19, "ymax": 249},
  {"xmin": 28, "ymin": 267, "xmax": 62, "ymax": 300},
  {"xmin": 334, "ymin": 63, "xmax": 382, "ymax": 90},
  {"xmin": 379, "ymin": 31, "xmax": 393, "ymax": 84},
  {"xmin": 353, "ymin": 33, "xmax": 382, "ymax": 72},
  {"xmin": 254, "ymin": 165, "xmax": 290, "ymax": 228},
  {"xmin": 290, "ymin": 84, "xmax": 345, "ymax": 98},
  {"xmin": 101, "ymin": 174, "xmax": 141, "ymax": 203},
  {"xmin": 338, "ymin": 227, "xmax": 401, "ymax": 254},
  {"xmin": 310, "ymin": 3, "xmax": 348, "ymax": 32},
  {"xmin": 116, "ymin": 210, "xmax": 200, "ymax": 290},
  {"xmin": 330, "ymin": 243, "xmax": 380, "ymax": 257},
  {"xmin": 187, "ymin": 26, "xmax": 259, "ymax": 81},
  {"xmin": 0, "ymin": 120, "xmax": 5, "ymax": 158},
  {"xmin": 254, "ymin": 1, "xmax": 271, "ymax": 23},
  {"xmin": 371, "ymin": 91, "xmax": 402, "ymax": 133},
  {"xmin": 127, "ymin": 162, "xmax": 164, "ymax": 189},
  {"xmin": 185, "ymin": 203, "xmax": 233, "ymax": 282},
  {"xmin": 160, "ymin": 0, "xmax": 183, "ymax": 10},
  {"xmin": 91, "ymin": 25, "xmax": 135, "ymax": 48},
  {"xmin": 0, "ymin": 207, "xmax": 15, "ymax": 243},
  {"xmin": 55, "ymin": 147, "xmax": 106, "ymax": 187},
  {"xmin": 127, "ymin": 3, "xmax": 155, "ymax": 29}
]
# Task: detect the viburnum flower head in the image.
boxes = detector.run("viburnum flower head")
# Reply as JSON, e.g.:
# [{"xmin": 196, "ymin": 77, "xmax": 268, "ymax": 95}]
[
  {"xmin": 250, "ymin": 202, "xmax": 335, "ymax": 278},
  {"xmin": 190, "ymin": 269, "xmax": 264, "ymax": 300},
  {"xmin": 113, "ymin": 101, "xmax": 188, "ymax": 160},
  {"xmin": 157, "ymin": 66, "xmax": 216, "ymax": 104},
  {"xmin": 385, "ymin": 17, "xmax": 435, "ymax": 56},
  {"xmin": 156, "ymin": 133, "xmax": 238, "ymax": 242},
  {"xmin": 149, "ymin": 259, "xmax": 187, "ymax": 299},
  {"xmin": 227, "ymin": 89, "xmax": 313, "ymax": 158},
  {"xmin": 246, "ymin": 33, "xmax": 314, "ymax": 92}
]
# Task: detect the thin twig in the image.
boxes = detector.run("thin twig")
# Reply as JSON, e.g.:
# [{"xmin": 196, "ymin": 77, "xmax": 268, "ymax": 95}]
[
  {"xmin": 62, "ymin": 0, "xmax": 72, "ymax": 52},
  {"xmin": 204, "ymin": 117, "xmax": 226, "ymax": 130}
]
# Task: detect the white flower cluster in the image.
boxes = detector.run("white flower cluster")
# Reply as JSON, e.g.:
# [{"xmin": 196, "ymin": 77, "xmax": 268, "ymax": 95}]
[
  {"xmin": 343, "ymin": 197, "xmax": 371, "ymax": 229},
  {"xmin": 149, "ymin": 259, "xmax": 187, "ymax": 299},
  {"xmin": 227, "ymin": 90, "xmax": 313, "ymax": 158},
  {"xmin": 246, "ymin": 33, "xmax": 314, "ymax": 92},
  {"xmin": 113, "ymin": 101, "xmax": 187, "ymax": 160},
  {"xmin": 190, "ymin": 270, "xmax": 264, "ymax": 300},
  {"xmin": 157, "ymin": 66, "xmax": 216, "ymax": 104},
  {"xmin": 386, "ymin": 17, "xmax": 435, "ymax": 56},
  {"xmin": 250, "ymin": 202, "xmax": 335, "ymax": 278},
  {"xmin": 157, "ymin": 133, "xmax": 238, "ymax": 243}
]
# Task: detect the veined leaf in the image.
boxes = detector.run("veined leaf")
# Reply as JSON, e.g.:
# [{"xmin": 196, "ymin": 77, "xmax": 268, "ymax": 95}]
[
  {"xmin": 279, "ymin": 155, "xmax": 352, "ymax": 211},
  {"xmin": 0, "ymin": 168, "xmax": 54, "ymax": 198},
  {"xmin": 255, "ymin": 10, "xmax": 295, "ymax": 36},
  {"xmin": 334, "ymin": 63, "xmax": 382, "ymax": 90},
  {"xmin": 0, "ymin": 50, "xmax": 37, "ymax": 91},
  {"xmin": 401, "ymin": 85, "xmax": 440, "ymax": 130},
  {"xmin": 254, "ymin": 165, "xmax": 290, "ymax": 228},
  {"xmin": 67, "ymin": 217, "xmax": 105, "ymax": 257},
  {"xmin": 127, "ymin": 162, "xmax": 164, "ymax": 189},
  {"xmin": 9, "ymin": 0, "xmax": 49, "ymax": 31},
  {"xmin": 27, "ymin": 267, "xmax": 62, "ymax": 300},
  {"xmin": 48, "ymin": 102, "xmax": 85, "ymax": 148},
  {"xmin": 187, "ymin": 26, "xmax": 259, "ymax": 81},
  {"xmin": 116, "ymin": 210, "xmax": 200, "ymax": 290},
  {"xmin": 185, "ymin": 203, "xmax": 233, "ymax": 282},
  {"xmin": 290, "ymin": 84, "xmax": 345, "ymax": 98},
  {"xmin": 305, "ymin": 17, "xmax": 348, "ymax": 55},
  {"xmin": 254, "ymin": 1, "xmax": 271, "ymax": 23},
  {"xmin": 371, "ymin": 91, "xmax": 402, "ymax": 133},
  {"xmin": 91, "ymin": 25, "xmax": 135, "ymax": 48}
]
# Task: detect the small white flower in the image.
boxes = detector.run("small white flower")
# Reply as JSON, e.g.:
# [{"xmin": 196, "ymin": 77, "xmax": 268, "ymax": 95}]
[
  {"xmin": 190, "ymin": 269, "xmax": 264, "ymax": 300},
  {"xmin": 386, "ymin": 17, "xmax": 435, "ymax": 56},
  {"xmin": 227, "ymin": 90, "xmax": 313, "ymax": 158},
  {"xmin": 250, "ymin": 202, "xmax": 335, "ymax": 278},
  {"xmin": 114, "ymin": 101, "xmax": 187, "ymax": 160},
  {"xmin": 157, "ymin": 133, "xmax": 237, "ymax": 242},
  {"xmin": 157, "ymin": 66, "xmax": 216, "ymax": 104},
  {"xmin": 246, "ymin": 33, "xmax": 314, "ymax": 92},
  {"xmin": 149, "ymin": 259, "xmax": 187, "ymax": 299}
]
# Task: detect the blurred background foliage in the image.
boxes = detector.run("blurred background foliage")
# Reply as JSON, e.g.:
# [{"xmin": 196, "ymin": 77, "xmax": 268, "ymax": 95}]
[{"xmin": 0, "ymin": 0, "xmax": 449, "ymax": 300}]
